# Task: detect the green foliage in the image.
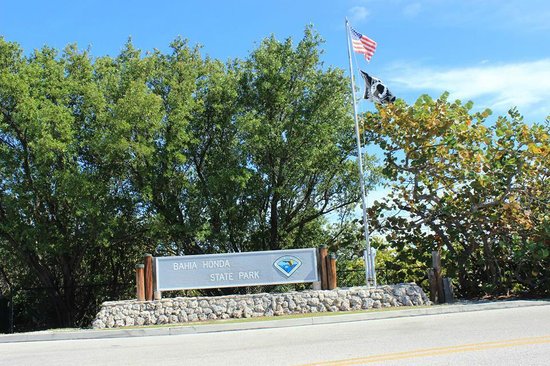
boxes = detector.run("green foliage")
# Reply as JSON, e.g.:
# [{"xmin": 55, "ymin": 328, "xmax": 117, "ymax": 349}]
[
  {"xmin": 236, "ymin": 27, "xmax": 361, "ymax": 251},
  {"xmin": 0, "ymin": 29, "xmax": 375, "ymax": 329},
  {"xmin": 364, "ymin": 94, "xmax": 550, "ymax": 297},
  {"xmin": 331, "ymin": 223, "xmax": 428, "ymax": 288},
  {"xmin": 0, "ymin": 38, "xmax": 150, "ymax": 328}
]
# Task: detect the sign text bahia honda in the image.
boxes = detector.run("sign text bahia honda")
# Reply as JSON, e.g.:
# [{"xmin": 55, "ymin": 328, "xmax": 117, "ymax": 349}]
[{"xmin": 154, "ymin": 248, "xmax": 319, "ymax": 292}]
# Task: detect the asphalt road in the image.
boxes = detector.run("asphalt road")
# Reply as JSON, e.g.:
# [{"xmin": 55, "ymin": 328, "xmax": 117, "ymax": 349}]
[{"xmin": 1, "ymin": 305, "xmax": 549, "ymax": 365}]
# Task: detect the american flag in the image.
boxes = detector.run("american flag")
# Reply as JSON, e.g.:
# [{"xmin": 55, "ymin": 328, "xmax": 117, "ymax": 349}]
[{"xmin": 350, "ymin": 27, "xmax": 377, "ymax": 61}]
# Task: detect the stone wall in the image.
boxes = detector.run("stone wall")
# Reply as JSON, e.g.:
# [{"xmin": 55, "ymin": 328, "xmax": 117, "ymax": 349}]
[{"xmin": 92, "ymin": 283, "xmax": 430, "ymax": 329}]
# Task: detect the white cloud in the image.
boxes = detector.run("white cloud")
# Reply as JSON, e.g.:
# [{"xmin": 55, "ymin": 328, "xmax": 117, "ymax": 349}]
[
  {"xmin": 348, "ymin": 6, "xmax": 370, "ymax": 24},
  {"xmin": 387, "ymin": 59, "xmax": 550, "ymax": 118},
  {"xmin": 402, "ymin": 2, "xmax": 422, "ymax": 17},
  {"xmin": 353, "ymin": 0, "xmax": 550, "ymax": 32},
  {"xmin": 436, "ymin": 1, "xmax": 550, "ymax": 32}
]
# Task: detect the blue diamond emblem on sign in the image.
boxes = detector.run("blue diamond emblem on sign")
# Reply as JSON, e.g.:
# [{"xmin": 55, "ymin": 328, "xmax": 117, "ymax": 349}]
[{"xmin": 274, "ymin": 256, "xmax": 302, "ymax": 277}]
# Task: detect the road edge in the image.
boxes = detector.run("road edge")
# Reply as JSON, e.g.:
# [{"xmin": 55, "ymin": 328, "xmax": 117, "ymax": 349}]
[{"xmin": 1, "ymin": 299, "xmax": 549, "ymax": 343}]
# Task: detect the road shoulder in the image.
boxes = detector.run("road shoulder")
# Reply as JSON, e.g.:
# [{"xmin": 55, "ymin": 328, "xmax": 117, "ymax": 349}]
[{"xmin": 1, "ymin": 299, "xmax": 548, "ymax": 343}]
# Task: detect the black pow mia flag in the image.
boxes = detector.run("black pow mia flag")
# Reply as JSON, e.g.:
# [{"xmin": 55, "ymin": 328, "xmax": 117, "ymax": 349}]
[{"xmin": 360, "ymin": 70, "xmax": 396, "ymax": 104}]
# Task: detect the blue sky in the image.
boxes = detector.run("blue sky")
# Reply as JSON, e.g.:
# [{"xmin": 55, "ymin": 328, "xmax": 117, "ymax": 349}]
[{"xmin": 1, "ymin": 0, "xmax": 549, "ymax": 122}]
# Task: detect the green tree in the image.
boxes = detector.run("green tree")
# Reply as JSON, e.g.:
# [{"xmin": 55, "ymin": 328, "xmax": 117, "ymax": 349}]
[
  {"xmin": 0, "ymin": 38, "xmax": 148, "ymax": 328},
  {"xmin": 364, "ymin": 93, "xmax": 549, "ymax": 297},
  {"xmin": 0, "ymin": 27, "xmax": 380, "ymax": 329},
  {"xmin": 123, "ymin": 28, "xmax": 371, "ymax": 255},
  {"xmin": 237, "ymin": 27, "xmax": 363, "ymax": 251}
]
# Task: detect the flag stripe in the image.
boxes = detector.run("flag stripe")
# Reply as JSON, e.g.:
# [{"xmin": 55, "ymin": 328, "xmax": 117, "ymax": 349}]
[
  {"xmin": 353, "ymin": 40, "xmax": 376, "ymax": 53},
  {"xmin": 353, "ymin": 48, "xmax": 374, "ymax": 56},
  {"xmin": 350, "ymin": 26, "xmax": 377, "ymax": 61},
  {"xmin": 360, "ymin": 39, "xmax": 377, "ymax": 49},
  {"xmin": 360, "ymin": 38, "xmax": 377, "ymax": 47}
]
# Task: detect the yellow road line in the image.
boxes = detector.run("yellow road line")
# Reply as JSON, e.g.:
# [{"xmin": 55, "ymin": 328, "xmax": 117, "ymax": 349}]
[{"xmin": 300, "ymin": 335, "xmax": 550, "ymax": 366}]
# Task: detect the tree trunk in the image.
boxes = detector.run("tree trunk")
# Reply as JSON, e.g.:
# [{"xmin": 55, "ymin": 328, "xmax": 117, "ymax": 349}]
[
  {"xmin": 269, "ymin": 191, "xmax": 279, "ymax": 250},
  {"xmin": 26, "ymin": 251, "xmax": 76, "ymax": 328}
]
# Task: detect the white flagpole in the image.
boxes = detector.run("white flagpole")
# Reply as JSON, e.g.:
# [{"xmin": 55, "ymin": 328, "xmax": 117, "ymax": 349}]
[{"xmin": 345, "ymin": 19, "xmax": 376, "ymax": 288}]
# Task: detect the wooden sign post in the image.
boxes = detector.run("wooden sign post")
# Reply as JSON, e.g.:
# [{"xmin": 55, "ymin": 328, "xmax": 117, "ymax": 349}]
[
  {"xmin": 135, "ymin": 264, "xmax": 145, "ymax": 301},
  {"xmin": 327, "ymin": 253, "xmax": 337, "ymax": 290},
  {"xmin": 319, "ymin": 245, "xmax": 329, "ymax": 290},
  {"xmin": 144, "ymin": 254, "xmax": 153, "ymax": 301}
]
